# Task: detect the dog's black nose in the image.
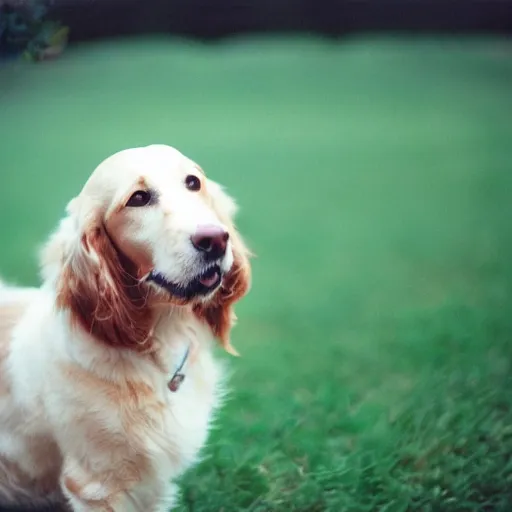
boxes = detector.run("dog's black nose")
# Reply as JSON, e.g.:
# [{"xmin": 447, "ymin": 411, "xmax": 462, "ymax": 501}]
[{"xmin": 191, "ymin": 225, "xmax": 229, "ymax": 260}]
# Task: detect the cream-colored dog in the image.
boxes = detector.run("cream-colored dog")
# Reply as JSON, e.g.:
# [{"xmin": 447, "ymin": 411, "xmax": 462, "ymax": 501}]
[{"xmin": 0, "ymin": 145, "xmax": 251, "ymax": 511}]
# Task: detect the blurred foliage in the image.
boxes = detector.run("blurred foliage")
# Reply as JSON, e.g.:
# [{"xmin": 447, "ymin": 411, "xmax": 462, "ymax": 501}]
[{"xmin": 0, "ymin": 0, "xmax": 68, "ymax": 61}]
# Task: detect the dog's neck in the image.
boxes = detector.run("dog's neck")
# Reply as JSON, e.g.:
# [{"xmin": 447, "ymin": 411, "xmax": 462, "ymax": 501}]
[{"xmin": 59, "ymin": 303, "xmax": 205, "ymax": 386}]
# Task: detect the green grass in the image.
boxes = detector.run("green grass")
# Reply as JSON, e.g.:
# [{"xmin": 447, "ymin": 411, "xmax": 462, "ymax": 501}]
[{"xmin": 1, "ymin": 35, "xmax": 512, "ymax": 511}]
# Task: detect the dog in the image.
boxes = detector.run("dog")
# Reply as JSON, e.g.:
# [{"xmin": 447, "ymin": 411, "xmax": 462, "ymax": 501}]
[{"xmin": 0, "ymin": 145, "xmax": 251, "ymax": 511}]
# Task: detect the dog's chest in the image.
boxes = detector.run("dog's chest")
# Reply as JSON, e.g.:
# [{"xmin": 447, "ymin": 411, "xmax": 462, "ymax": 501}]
[{"xmin": 142, "ymin": 347, "xmax": 225, "ymax": 473}]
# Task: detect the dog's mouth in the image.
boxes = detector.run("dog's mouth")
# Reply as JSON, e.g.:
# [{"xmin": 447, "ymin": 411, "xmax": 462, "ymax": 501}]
[{"xmin": 147, "ymin": 264, "xmax": 222, "ymax": 300}]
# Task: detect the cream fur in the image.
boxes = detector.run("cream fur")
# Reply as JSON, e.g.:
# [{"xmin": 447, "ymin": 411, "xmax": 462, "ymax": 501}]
[{"xmin": 0, "ymin": 145, "xmax": 250, "ymax": 511}]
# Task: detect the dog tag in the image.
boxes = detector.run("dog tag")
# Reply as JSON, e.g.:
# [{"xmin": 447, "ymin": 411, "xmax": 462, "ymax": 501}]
[{"xmin": 168, "ymin": 373, "xmax": 185, "ymax": 392}]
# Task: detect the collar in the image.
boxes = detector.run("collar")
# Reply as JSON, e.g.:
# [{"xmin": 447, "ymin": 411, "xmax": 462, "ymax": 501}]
[{"xmin": 168, "ymin": 345, "xmax": 190, "ymax": 393}]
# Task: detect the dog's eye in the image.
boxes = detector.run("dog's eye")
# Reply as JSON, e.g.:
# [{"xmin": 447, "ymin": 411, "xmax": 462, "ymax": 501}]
[
  {"xmin": 126, "ymin": 190, "xmax": 152, "ymax": 207},
  {"xmin": 185, "ymin": 175, "xmax": 201, "ymax": 192}
]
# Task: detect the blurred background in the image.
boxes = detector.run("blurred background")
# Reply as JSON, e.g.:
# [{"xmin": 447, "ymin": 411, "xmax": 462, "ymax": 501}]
[{"xmin": 1, "ymin": 1, "xmax": 512, "ymax": 510}]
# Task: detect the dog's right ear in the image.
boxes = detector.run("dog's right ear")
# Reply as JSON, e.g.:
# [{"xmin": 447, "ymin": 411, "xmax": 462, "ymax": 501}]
[
  {"xmin": 39, "ymin": 199, "xmax": 80, "ymax": 285},
  {"xmin": 43, "ymin": 198, "xmax": 154, "ymax": 352}
]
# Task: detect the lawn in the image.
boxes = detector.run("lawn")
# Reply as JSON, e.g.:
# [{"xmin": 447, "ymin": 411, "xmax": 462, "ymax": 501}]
[{"xmin": 1, "ymin": 35, "xmax": 512, "ymax": 511}]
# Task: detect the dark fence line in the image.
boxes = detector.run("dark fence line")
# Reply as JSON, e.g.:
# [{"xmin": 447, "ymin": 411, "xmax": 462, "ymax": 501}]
[{"xmin": 50, "ymin": 0, "xmax": 512, "ymax": 43}]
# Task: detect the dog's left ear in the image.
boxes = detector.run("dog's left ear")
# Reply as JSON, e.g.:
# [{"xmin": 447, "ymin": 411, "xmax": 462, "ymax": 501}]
[{"xmin": 193, "ymin": 181, "xmax": 252, "ymax": 355}]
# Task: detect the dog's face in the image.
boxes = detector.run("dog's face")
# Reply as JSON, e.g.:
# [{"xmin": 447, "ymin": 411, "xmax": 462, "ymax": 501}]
[
  {"xmin": 50, "ymin": 145, "xmax": 251, "ymax": 353},
  {"xmin": 96, "ymin": 145, "xmax": 237, "ymax": 303}
]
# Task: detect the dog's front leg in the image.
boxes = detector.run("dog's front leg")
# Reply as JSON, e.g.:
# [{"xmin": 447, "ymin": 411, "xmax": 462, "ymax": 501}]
[{"xmin": 60, "ymin": 457, "xmax": 176, "ymax": 512}]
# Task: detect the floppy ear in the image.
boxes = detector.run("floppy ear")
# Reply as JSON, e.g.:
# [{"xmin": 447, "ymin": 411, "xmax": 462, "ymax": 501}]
[
  {"xmin": 51, "ymin": 204, "xmax": 154, "ymax": 352},
  {"xmin": 193, "ymin": 181, "xmax": 252, "ymax": 355}
]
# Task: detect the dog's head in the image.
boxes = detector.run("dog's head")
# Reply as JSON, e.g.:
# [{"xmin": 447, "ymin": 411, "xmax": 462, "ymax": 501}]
[{"xmin": 43, "ymin": 145, "xmax": 251, "ymax": 354}]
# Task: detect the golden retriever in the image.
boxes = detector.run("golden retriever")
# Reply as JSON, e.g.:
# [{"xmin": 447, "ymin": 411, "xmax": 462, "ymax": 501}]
[{"xmin": 0, "ymin": 145, "xmax": 251, "ymax": 511}]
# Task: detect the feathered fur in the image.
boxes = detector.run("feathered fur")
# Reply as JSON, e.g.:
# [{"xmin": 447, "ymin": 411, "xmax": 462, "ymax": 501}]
[{"xmin": 0, "ymin": 145, "xmax": 251, "ymax": 511}]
